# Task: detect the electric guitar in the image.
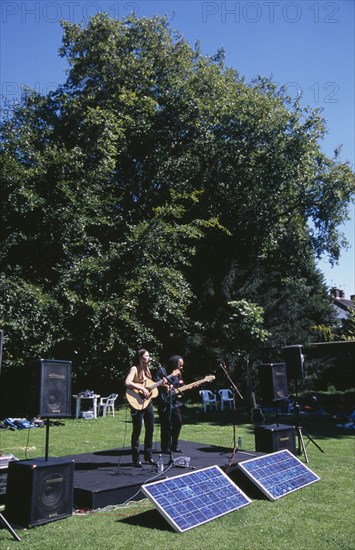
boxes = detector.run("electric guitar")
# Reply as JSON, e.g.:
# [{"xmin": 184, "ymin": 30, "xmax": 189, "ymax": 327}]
[
  {"xmin": 169, "ymin": 375, "xmax": 216, "ymax": 397},
  {"xmin": 251, "ymin": 391, "xmax": 265, "ymax": 424},
  {"xmin": 126, "ymin": 369, "xmax": 180, "ymax": 410}
]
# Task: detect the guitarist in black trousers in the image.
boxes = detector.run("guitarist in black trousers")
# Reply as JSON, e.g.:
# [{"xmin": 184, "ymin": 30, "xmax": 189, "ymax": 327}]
[
  {"xmin": 154, "ymin": 355, "xmax": 185, "ymax": 454},
  {"xmin": 125, "ymin": 349, "xmax": 157, "ymax": 467}
]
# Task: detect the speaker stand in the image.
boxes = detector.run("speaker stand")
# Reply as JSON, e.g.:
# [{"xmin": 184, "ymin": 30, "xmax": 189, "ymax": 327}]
[
  {"xmin": 45, "ymin": 418, "xmax": 50, "ymax": 461},
  {"xmin": 273, "ymin": 399, "xmax": 284, "ymax": 427},
  {"xmin": 295, "ymin": 404, "xmax": 324, "ymax": 463},
  {"xmin": 295, "ymin": 425, "xmax": 309, "ymax": 463},
  {"xmin": 293, "ymin": 380, "xmax": 324, "ymax": 463},
  {"xmin": 0, "ymin": 513, "xmax": 21, "ymax": 542}
]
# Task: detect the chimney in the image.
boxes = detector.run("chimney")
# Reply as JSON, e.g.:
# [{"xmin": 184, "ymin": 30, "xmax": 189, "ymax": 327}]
[{"xmin": 330, "ymin": 287, "xmax": 345, "ymax": 299}]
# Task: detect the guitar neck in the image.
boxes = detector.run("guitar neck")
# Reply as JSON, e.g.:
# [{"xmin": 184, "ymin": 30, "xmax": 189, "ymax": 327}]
[
  {"xmin": 172, "ymin": 377, "xmax": 211, "ymax": 395},
  {"xmin": 251, "ymin": 392, "xmax": 258, "ymax": 408},
  {"xmin": 147, "ymin": 378, "xmax": 166, "ymax": 392},
  {"xmin": 146, "ymin": 371, "xmax": 177, "ymax": 392}
]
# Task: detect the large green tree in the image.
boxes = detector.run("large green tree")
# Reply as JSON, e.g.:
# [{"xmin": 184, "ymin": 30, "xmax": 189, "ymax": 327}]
[{"xmin": 1, "ymin": 14, "xmax": 354, "ymax": 391}]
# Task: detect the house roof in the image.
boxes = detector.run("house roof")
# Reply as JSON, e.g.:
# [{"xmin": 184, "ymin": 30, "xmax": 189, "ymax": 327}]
[
  {"xmin": 333, "ymin": 297, "xmax": 355, "ymax": 311},
  {"xmin": 330, "ymin": 288, "xmax": 355, "ymax": 320}
]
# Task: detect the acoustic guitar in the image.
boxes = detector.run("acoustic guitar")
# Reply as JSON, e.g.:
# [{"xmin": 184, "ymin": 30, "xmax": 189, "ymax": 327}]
[
  {"xmin": 251, "ymin": 391, "xmax": 265, "ymax": 424},
  {"xmin": 126, "ymin": 369, "xmax": 180, "ymax": 411}
]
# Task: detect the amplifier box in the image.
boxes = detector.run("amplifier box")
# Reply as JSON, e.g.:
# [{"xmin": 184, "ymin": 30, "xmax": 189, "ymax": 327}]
[
  {"xmin": 5, "ymin": 457, "xmax": 74, "ymax": 527},
  {"xmin": 255, "ymin": 424, "xmax": 296, "ymax": 454}
]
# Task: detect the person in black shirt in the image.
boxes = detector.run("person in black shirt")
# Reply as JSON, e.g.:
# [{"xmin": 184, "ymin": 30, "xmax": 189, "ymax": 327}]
[{"xmin": 154, "ymin": 355, "xmax": 185, "ymax": 454}]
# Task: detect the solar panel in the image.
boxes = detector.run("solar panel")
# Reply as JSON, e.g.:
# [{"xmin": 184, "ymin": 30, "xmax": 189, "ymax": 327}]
[
  {"xmin": 141, "ymin": 465, "xmax": 252, "ymax": 533},
  {"xmin": 238, "ymin": 449, "xmax": 320, "ymax": 501}
]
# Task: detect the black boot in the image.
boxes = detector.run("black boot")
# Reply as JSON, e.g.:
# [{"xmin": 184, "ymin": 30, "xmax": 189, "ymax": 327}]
[
  {"xmin": 144, "ymin": 455, "xmax": 156, "ymax": 466},
  {"xmin": 132, "ymin": 449, "xmax": 142, "ymax": 467}
]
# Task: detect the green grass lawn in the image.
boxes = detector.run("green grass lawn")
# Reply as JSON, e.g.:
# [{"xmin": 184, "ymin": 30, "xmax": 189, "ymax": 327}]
[{"xmin": 0, "ymin": 404, "xmax": 354, "ymax": 549}]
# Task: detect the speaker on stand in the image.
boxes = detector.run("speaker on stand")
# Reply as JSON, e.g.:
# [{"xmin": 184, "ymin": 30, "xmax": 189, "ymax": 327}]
[
  {"xmin": 283, "ymin": 345, "xmax": 305, "ymax": 380},
  {"xmin": 0, "ymin": 330, "xmax": 21, "ymax": 541},
  {"xmin": 25, "ymin": 359, "xmax": 72, "ymax": 461},
  {"xmin": 258, "ymin": 362, "xmax": 289, "ymax": 424},
  {"xmin": 25, "ymin": 359, "xmax": 72, "ymax": 419},
  {"xmin": 256, "ymin": 362, "xmax": 295, "ymax": 455},
  {"xmin": 2, "ymin": 358, "xmax": 74, "ymax": 533}
]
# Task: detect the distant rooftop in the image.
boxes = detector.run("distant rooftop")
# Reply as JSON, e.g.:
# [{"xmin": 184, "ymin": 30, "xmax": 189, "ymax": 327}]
[{"xmin": 330, "ymin": 287, "xmax": 355, "ymax": 320}]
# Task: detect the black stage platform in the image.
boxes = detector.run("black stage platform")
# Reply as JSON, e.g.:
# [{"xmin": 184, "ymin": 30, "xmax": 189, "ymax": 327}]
[{"xmin": 65, "ymin": 441, "xmax": 263, "ymax": 510}]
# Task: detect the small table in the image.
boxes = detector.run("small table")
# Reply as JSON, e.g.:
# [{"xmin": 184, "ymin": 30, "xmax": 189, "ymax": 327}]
[{"xmin": 72, "ymin": 395, "xmax": 100, "ymax": 419}]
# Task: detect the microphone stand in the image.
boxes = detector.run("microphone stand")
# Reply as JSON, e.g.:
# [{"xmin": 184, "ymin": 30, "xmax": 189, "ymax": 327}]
[
  {"xmin": 167, "ymin": 385, "xmax": 174, "ymax": 466},
  {"xmin": 219, "ymin": 361, "xmax": 243, "ymax": 400},
  {"xmin": 168, "ymin": 386, "xmax": 184, "ymax": 466},
  {"xmin": 219, "ymin": 361, "xmax": 243, "ymax": 455}
]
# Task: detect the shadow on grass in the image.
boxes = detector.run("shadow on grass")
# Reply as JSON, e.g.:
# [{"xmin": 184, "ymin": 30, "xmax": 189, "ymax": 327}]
[
  {"xmin": 179, "ymin": 403, "xmax": 355, "ymax": 442},
  {"xmin": 117, "ymin": 508, "xmax": 174, "ymax": 531}
]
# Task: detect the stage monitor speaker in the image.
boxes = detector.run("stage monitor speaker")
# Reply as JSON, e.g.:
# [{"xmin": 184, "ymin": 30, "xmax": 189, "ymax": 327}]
[
  {"xmin": 26, "ymin": 359, "xmax": 72, "ymax": 418},
  {"xmin": 258, "ymin": 363, "xmax": 288, "ymax": 403},
  {"xmin": 283, "ymin": 345, "xmax": 305, "ymax": 379},
  {"xmin": 255, "ymin": 424, "xmax": 296, "ymax": 454},
  {"xmin": 5, "ymin": 458, "xmax": 74, "ymax": 527}
]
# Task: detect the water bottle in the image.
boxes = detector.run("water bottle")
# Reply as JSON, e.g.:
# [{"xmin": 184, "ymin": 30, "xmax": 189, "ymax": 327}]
[
  {"xmin": 157, "ymin": 454, "xmax": 164, "ymax": 474},
  {"xmin": 238, "ymin": 436, "xmax": 243, "ymax": 450}
]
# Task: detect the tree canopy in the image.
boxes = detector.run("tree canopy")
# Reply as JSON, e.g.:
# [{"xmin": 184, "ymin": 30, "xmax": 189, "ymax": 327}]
[{"xmin": 1, "ymin": 14, "xmax": 354, "ymax": 392}]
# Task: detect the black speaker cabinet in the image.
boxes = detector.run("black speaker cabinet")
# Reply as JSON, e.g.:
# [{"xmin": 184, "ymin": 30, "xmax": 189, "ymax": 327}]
[
  {"xmin": 258, "ymin": 363, "xmax": 288, "ymax": 403},
  {"xmin": 5, "ymin": 458, "xmax": 74, "ymax": 527},
  {"xmin": 283, "ymin": 345, "xmax": 305, "ymax": 379},
  {"xmin": 26, "ymin": 359, "xmax": 72, "ymax": 418},
  {"xmin": 255, "ymin": 424, "xmax": 296, "ymax": 454}
]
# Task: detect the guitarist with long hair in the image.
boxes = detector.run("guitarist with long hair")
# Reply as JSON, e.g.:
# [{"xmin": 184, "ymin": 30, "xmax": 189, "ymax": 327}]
[{"xmin": 125, "ymin": 349, "xmax": 157, "ymax": 468}]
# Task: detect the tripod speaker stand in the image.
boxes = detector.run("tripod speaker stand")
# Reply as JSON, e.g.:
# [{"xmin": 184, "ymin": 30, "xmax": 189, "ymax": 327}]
[
  {"xmin": 283, "ymin": 345, "xmax": 324, "ymax": 463},
  {"xmin": 290, "ymin": 377, "xmax": 324, "ymax": 463},
  {"xmin": 294, "ymin": 398, "xmax": 324, "ymax": 463},
  {"xmin": 0, "ymin": 512, "xmax": 21, "ymax": 542}
]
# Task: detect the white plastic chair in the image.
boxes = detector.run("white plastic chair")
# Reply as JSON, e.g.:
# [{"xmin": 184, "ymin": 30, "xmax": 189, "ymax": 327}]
[
  {"xmin": 199, "ymin": 390, "xmax": 218, "ymax": 412},
  {"xmin": 98, "ymin": 393, "xmax": 118, "ymax": 417},
  {"xmin": 218, "ymin": 389, "xmax": 234, "ymax": 411}
]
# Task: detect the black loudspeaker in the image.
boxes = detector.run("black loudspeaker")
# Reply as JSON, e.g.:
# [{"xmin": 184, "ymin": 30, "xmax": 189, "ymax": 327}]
[
  {"xmin": 26, "ymin": 359, "xmax": 72, "ymax": 418},
  {"xmin": 255, "ymin": 424, "xmax": 296, "ymax": 454},
  {"xmin": 283, "ymin": 345, "xmax": 305, "ymax": 379},
  {"xmin": 258, "ymin": 363, "xmax": 288, "ymax": 403},
  {"xmin": 5, "ymin": 458, "xmax": 74, "ymax": 527}
]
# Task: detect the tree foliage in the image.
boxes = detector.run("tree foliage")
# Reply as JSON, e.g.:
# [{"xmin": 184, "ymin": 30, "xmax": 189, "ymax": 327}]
[
  {"xmin": 337, "ymin": 306, "xmax": 355, "ymax": 341},
  {"xmin": 1, "ymin": 14, "xmax": 354, "ymax": 391}
]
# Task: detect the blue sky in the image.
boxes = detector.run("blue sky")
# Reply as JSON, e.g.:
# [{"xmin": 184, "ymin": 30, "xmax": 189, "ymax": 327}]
[{"xmin": 1, "ymin": 0, "xmax": 354, "ymax": 296}]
